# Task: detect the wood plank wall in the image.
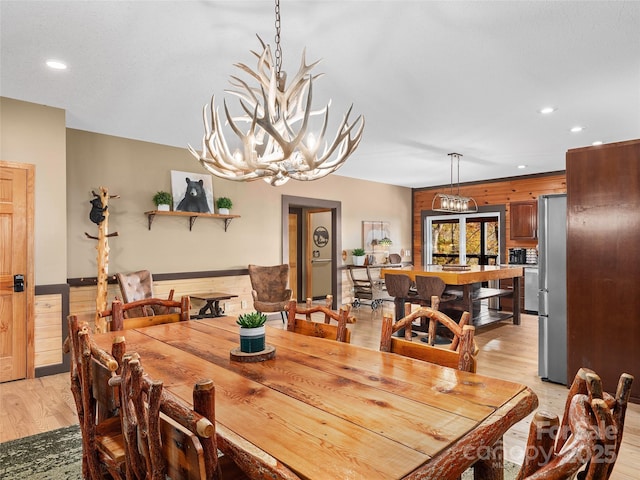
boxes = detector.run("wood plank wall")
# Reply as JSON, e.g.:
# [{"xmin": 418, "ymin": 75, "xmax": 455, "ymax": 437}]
[
  {"xmin": 68, "ymin": 275, "xmax": 256, "ymax": 328},
  {"xmin": 412, "ymin": 172, "xmax": 567, "ymax": 267},
  {"xmin": 34, "ymin": 294, "xmax": 63, "ymax": 367}
]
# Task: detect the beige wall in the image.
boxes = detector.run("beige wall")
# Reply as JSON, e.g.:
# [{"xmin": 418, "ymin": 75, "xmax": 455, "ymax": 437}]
[
  {"xmin": 1, "ymin": 97, "xmax": 412, "ymax": 286},
  {"xmin": 1, "ymin": 97, "xmax": 67, "ymax": 285},
  {"xmin": 66, "ymin": 129, "xmax": 412, "ymax": 278}
]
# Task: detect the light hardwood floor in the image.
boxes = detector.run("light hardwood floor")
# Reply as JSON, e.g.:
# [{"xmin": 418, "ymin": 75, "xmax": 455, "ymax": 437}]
[{"xmin": 1, "ymin": 311, "xmax": 638, "ymax": 479}]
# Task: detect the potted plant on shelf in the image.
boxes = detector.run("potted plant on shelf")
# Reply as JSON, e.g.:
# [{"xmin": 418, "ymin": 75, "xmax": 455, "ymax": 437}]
[
  {"xmin": 352, "ymin": 247, "xmax": 366, "ymax": 266},
  {"xmin": 236, "ymin": 311, "xmax": 267, "ymax": 353},
  {"xmin": 216, "ymin": 197, "xmax": 233, "ymax": 215},
  {"xmin": 153, "ymin": 191, "xmax": 173, "ymax": 211}
]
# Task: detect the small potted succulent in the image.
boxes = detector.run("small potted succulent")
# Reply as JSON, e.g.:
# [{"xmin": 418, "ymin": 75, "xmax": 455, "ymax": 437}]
[
  {"xmin": 236, "ymin": 311, "xmax": 267, "ymax": 353},
  {"xmin": 153, "ymin": 191, "xmax": 173, "ymax": 211},
  {"xmin": 352, "ymin": 247, "xmax": 366, "ymax": 266},
  {"xmin": 216, "ymin": 197, "xmax": 233, "ymax": 215}
]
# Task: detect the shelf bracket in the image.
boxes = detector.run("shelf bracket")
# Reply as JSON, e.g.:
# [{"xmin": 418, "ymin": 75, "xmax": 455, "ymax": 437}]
[
  {"xmin": 147, "ymin": 213, "xmax": 156, "ymax": 230},
  {"xmin": 224, "ymin": 218, "xmax": 233, "ymax": 232},
  {"xmin": 189, "ymin": 216, "xmax": 198, "ymax": 231}
]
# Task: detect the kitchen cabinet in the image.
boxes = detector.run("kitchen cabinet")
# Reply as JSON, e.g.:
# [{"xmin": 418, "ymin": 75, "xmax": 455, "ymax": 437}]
[
  {"xmin": 499, "ymin": 277, "xmax": 524, "ymax": 314},
  {"xmin": 566, "ymin": 139, "xmax": 640, "ymax": 403},
  {"xmin": 510, "ymin": 201, "xmax": 537, "ymax": 240}
]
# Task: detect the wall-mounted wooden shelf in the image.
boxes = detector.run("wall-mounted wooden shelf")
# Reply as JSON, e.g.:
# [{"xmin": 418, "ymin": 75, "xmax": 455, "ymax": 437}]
[{"xmin": 144, "ymin": 210, "xmax": 240, "ymax": 231}]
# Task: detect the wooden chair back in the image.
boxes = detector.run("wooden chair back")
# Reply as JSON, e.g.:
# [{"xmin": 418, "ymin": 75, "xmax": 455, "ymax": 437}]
[
  {"xmin": 380, "ymin": 306, "xmax": 477, "ymax": 373},
  {"xmin": 99, "ymin": 296, "xmax": 190, "ymax": 331},
  {"xmin": 67, "ymin": 314, "xmax": 126, "ymax": 480},
  {"xmin": 286, "ymin": 297, "xmax": 356, "ymax": 343},
  {"xmin": 518, "ymin": 368, "xmax": 634, "ymax": 480},
  {"xmin": 112, "ymin": 355, "xmax": 302, "ymax": 480},
  {"xmin": 110, "ymin": 354, "xmax": 217, "ymax": 480},
  {"xmin": 347, "ymin": 265, "xmax": 375, "ymax": 300}
]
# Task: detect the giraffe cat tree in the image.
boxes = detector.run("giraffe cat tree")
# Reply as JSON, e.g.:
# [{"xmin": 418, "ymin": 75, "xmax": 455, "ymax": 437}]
[{"xmin": 85, "ymin": 186, "xmax": 119, "ymax": 333}]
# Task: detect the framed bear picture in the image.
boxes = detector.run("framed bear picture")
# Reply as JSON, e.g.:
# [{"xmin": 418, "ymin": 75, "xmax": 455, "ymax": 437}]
[{"xmin": 170, "ymin": 170, "xmax": 214, "ymax": 213}]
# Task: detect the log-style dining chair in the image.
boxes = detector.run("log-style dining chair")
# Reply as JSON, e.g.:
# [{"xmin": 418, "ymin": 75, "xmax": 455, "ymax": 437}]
[
  {"xmin": 110, "ymin": 354, "xmax": 302, "ymax": 480},
  {"xmin": 379, "ymin": 305, "xmax": 477, "ymax": 373},
  {"xmin": 67, "ymin": 315, "xmax": 126, "ymax": 480},
  {"xmin": 116, "ymin": 270, "xmax": 175, "ymax": 317},
  {"xmin": 286, "ymin": 297, "xmax": 356, "ymax": 343},
  {"xmin": 99, "ymin": 297, "xmax": 190, "ymax": 331},
  {"xmin": 516, "ymin": 368, "xmax": 634, "ymax": 480},
  {"xmin": 248, "ymin": 264, "xmax": 293, "ymax": 322}
]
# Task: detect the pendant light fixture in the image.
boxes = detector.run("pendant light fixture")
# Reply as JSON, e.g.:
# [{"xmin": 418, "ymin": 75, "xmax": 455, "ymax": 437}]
[
  {"xmin": 432, "ymin": 153, "xmax": 478, "ymax": 213},
  {"xmin": 188, "ymin": 0, "xmax": 365, "ymax": 186}
]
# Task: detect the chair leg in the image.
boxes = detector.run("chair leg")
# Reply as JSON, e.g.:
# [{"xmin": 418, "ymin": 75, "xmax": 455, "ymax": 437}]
[{"xmin": 281, "ymin": 311, "xmax": 286, "ymax": 323}]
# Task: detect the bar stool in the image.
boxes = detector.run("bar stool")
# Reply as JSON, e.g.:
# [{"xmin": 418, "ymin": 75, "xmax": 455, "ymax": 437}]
[
  {"xmin": 414, "ymin": 276, "xmax": 458, "ymax": 344},
  {"xmin": 383, "ymin": 273, "xmax": 419, "ymax": 337}
]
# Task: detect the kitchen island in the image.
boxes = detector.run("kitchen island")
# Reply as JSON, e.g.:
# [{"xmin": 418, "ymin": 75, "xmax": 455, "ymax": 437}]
[{"xmin": 381, "ymin": 265, "xmax": 524, "ymax": 328}]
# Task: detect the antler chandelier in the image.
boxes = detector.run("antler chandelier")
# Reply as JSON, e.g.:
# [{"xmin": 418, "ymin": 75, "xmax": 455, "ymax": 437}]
[
  {"xmin": 432, "ymin": 153, "xmax": 478, "ymax": 213},
  {"xmin": 188, "ymin": 0, "xmax": 365, "ymax": 186}
]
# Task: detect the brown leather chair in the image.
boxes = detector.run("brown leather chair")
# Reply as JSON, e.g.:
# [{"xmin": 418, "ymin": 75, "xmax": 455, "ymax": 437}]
[
  {"xmin": 116, "ymin": 270, "xmax": 175, "ymax": 318},
  {"xmin": 248, "ymin": 264, "xmax": 292, "ymax": 322}
]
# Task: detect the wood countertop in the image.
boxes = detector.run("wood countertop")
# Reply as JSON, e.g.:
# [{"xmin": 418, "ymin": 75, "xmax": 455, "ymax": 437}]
[{"xmin": 381, "ymin": 265, "xmax": 524, "ymax": 285}]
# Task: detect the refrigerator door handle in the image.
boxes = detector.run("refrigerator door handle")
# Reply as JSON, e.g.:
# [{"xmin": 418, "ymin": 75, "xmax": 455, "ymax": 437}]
[{"xmin": 538, "ymin": 289, "xmax": 549, "ymax": 317}]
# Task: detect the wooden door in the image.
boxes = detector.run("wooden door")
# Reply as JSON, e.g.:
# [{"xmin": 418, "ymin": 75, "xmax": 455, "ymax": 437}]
[{"xmin": 0, "ymin": 161, "xmax": 35, "ymax": 381}]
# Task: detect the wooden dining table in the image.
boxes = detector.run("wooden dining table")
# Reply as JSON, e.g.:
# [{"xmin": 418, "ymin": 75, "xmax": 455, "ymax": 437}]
[{"xmin": 92, "ymin": 316, "xmax": 537, "ymax": 480}]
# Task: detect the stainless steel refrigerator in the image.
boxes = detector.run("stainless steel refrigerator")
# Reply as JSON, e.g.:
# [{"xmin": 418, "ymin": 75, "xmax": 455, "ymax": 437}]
[{"xmin": 538, "ymin": 194, "xmax": 567, "ymax": 385}]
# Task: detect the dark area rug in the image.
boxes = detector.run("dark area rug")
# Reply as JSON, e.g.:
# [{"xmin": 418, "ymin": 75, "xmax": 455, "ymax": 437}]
[
  {"xmin": 0, "ymin": 425, "xmax": 82, "ymax": 479},
  {"xmin": 0, "ymin": 424, "xmax": 521, "ymax": 479}
]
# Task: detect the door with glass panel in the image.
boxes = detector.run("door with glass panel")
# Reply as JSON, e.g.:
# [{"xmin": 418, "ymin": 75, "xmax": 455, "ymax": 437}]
[{"xmin": 426, "ymin": 214, "xmax": 500, "ymax": 266}]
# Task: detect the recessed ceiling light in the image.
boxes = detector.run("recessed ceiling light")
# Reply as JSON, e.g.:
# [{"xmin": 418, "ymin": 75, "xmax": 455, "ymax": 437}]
[
  {"xmin": 539, "ymin": 107, "xmax": 556, "ymax": 114},
  {"xmin": 46, "ymin": 59, "xmax": 67, "ymax": 70},
  {"xmin": 592, "ymin": 141, "xmax": 603, "ymax": 146},
  {"xmin": 570, "ymin": 126, "xmax": 584, "ymax": 133},
  {"xmin": 517, "ymin": 165, "xmax": 527, "ymax": 169}
]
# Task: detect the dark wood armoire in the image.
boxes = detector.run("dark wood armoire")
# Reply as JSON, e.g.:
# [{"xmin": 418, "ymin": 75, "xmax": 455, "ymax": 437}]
[{"xmin": 566, "ymin": 139, "xmax": 640, "ymax": 403}]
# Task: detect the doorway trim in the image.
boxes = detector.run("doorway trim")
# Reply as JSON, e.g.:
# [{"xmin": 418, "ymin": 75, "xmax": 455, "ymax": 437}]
[{"xmin": 282, "ymin": 195, "xmax": 341, "ymax": 308}]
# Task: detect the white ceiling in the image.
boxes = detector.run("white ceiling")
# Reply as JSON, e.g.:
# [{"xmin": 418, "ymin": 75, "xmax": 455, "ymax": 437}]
[{"xmin": 2, "ymin": 1, "xmax": 639, "ymax": 188}]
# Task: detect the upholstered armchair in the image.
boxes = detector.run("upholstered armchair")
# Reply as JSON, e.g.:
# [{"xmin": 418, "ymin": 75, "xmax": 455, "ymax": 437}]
[
  {"xmin": 116, "ymin": 270, "xmax": 175, "ymax": 318},
  {"xmin": 248, "ymin": 264, "xmax": 293, "ymax": 322}
]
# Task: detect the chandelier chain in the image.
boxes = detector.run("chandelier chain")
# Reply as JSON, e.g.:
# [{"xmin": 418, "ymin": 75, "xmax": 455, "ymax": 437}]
[{"xmin": 274, "ymin": 0, "xmax": 282, "ymax": 78}]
